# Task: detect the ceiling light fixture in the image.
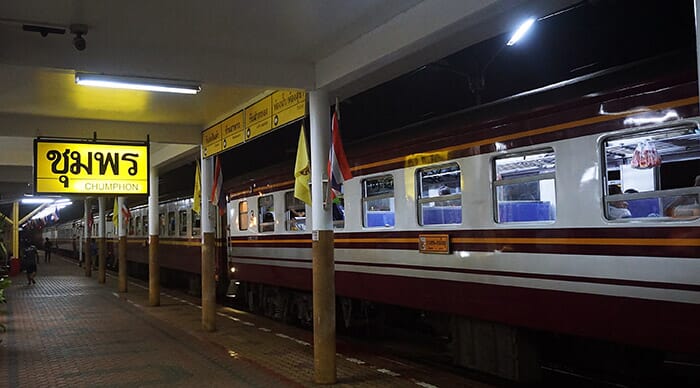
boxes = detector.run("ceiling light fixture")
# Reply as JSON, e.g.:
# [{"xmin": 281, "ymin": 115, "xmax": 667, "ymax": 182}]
[
  {"xmin": 75, "ymin": 73, "xmax": 201, "ymax": 95},
  {"xmin": 506, "ymin": 17, "xmax": 536, "ymax": 46}
]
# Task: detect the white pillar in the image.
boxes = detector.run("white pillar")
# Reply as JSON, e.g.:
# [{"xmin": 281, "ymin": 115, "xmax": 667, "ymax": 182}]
[
  {"xmin": 83, "ymin": 199, "xmax": 89, "ymax": 241},
  {"xmin": 309, "ymin": 90, "xmax": 332, "ymax": 230},
  {"xmin": 309, "ymin": 89, "xmax": 336, "ymax": 384},
  {"xmin": 200, "ymin": 148, "xmax": 216, "ymax": 331},
  {"xmin": 97, "ymin": 196, "xmax": 106, "ymax": 283},
  {"xmin": 117, "ymin": 196, "xmax": 128, "ymax": 292},
  {"xmin": 148, "ymin": 167, "xmax": 160, "ymax": 306},
  {"xmin": 201, "ymin": 152, "xmax": 214, "ymax": 235},
  {"xmin": 149, "ymin": 168, "xmax": 159, "ymax": 236}
]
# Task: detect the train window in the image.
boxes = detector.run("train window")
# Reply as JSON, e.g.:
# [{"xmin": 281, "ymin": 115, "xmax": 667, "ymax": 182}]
[
  {"xmin": 159, "ymin": 213, "xmax": 166, "ymax": 236},
  {"xmin": 167, "ymin": 211, "xmax": 176, "ymax": 236},
  {"xmin": 191, "ymin": 210, "xmax": 201, "ymax": 236},
  {"xmin": 258, "ymin": 195, "xmax": 275, "ymax": 232},
  {"xmin": 493, "ymin": 149, "xmax": 556, "ymax": 223},
  {"xmin": 602, "ymin": 122, "xmax": 700, "ymax": 220},
  {"xmin": 135, "ymin": 216, "xmax": 142, "ymax": 236},
  {"xmin": 363, "ymin": 175, "xmax": 395, "ymax": 228},
  {"xmin": 143, "ymin": 213, "xmax": 148, "ymax": 235},
  {"xmin": 284, "ymin": 191, "xmax": 306, "ymax": 231},
  {"xmin": 331, "ymin": 184, "xmax": 345, "ymax": 229},
  {"xmin": 417, "ymin": 164, "xmax": 462, "ymax": 225},
  {"xmin": 179, "ymin": 210, "xmax": 188, "ymax": 236},
  {"xmin": 128, "ymin": 217, "xmax": 135, "ymax": 235},
  {"xmin": 238, "ymin": 201, "xmax": 248, "ymax": 231}
]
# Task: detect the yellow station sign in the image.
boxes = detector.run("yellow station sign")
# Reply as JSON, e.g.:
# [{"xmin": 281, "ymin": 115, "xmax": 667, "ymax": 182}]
[
  {"xmin": 201, "ymin": 90, "xmax": 306, "ymax": 158},
  {"xmin": 246, "ymin": 95, "xmax": 272, "ymax": 140},
  {"xmin": 202, "ymin": 123, "xmax": 222, "ymax": 157},
  {"xmin": 222, "ymin": 111, "xmax": 245, "ymax": 151},
  {"xmin": 34, "ymin": 140, "xmax": 149, "ymax": 195},
  {"xmin": 272, "ymin": 90, "xmax": 306, "ymax": 129}
]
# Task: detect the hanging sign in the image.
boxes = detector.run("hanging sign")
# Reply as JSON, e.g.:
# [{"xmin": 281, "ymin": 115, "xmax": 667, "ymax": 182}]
[
  {"xmin": 272, "ymin": 90, "xmax": 306, "ymax": 129},
  {"xmin": 34, "ymin": 139, "xmax": 149, "ymax": 195},
  {"xmin": 222, "ymin": 111, "xmax": 245, "ymax": 151},
  {"xmin": 202, "ymin": 123, "xmax": 222, "ymax": 157},
  {"xmin": 245, "ymin": 95, "xmax": 272, "ymax": 140},
  {"xmin": 201, "ymin": 90, "xmax": 307, "ymax": 158}
]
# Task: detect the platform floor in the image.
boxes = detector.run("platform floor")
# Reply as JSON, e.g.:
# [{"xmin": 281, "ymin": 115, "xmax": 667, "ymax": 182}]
[{"xmin": 0, "ymin": 255, "xmax": 491, "ymax": 387}]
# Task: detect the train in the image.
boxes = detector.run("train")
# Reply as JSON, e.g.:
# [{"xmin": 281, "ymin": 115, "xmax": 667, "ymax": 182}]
[
  {"xmin": 39, "ymin": 55, "xmax": 700, "ymax": 384},
  {"xmin": 222, "ymin": 58, "xmax": 700, "ymax": 381}
]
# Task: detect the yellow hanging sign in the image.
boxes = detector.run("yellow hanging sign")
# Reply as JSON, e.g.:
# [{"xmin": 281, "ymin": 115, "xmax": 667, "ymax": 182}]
[
  {"xmin": 272, "ymin": 90, "xmax": 306, "ymax": 129},
  {"xmin": 201, "ymin": 90, "xmax": 307, "ymax": 158},
  {"xmin": 34, "ymin": 140, "xmax": 149, "ymax": 195},
  {"xmin": 246, "ymin": 95, "xmax": 272, "ymax": 140},
  {"xmin": 222, "ymin": 111, "xmax": 245, "ymax": 151},
  {"xmin": 202, "ymin": 123, "xmax": 222, "ymax": 157}
]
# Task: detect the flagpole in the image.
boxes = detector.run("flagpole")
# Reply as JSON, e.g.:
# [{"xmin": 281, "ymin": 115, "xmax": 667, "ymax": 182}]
[{"xmin": 309, "ymin": 89, "xmax": 336, "ymax": 384}]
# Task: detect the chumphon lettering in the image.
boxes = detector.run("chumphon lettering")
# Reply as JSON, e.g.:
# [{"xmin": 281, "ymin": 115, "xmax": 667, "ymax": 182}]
[{"xmin": 84, "ymin": 182, "xmax": 141, "ymax": 191}]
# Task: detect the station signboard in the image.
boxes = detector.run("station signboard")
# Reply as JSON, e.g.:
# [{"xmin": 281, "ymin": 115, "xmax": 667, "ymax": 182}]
[
  {"xmin": 34, "ymin": 139, "xmax": 149, "ymax": 195},
  {"xmin": 202, "ymin": 90, "xmax": 306, "ymax": 158}
]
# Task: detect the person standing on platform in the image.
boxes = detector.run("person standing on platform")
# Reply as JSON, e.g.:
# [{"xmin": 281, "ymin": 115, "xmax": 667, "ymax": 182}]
[
  {"xmin": 43, "ymin": 237, "xmax": 52, "ymax": 263},
  {"xmin": 24, "ymin": 244, "xmax": 38, "ymax": 285}
]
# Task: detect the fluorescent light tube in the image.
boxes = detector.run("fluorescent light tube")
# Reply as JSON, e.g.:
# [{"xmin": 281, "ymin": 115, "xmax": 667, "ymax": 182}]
[
  {"xmin": 507, "ymin": 18, "xmax": 535, "ymax": 46},
  {"xmin": 75, "ymin": 73, "xmax": 201, "ymax": 94}
]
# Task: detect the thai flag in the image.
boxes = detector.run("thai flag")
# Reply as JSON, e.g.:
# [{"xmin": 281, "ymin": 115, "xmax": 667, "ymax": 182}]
[
  {"xmin": 121, "ymin": 199, "xmax": 131, "ymax": 221},
  {"xmin": 327, "ymin": 102, "xmax": 352, "ymax": 203},
  {"xmin": 210, "ymin": 155, "xmax": 226, "ymax": 215}
]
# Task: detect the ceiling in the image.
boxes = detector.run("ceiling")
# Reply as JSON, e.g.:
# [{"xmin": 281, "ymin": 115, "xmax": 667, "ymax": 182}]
[{"xmin": 0, "ymin": 0, "xmax": 577, "ymax": 206}]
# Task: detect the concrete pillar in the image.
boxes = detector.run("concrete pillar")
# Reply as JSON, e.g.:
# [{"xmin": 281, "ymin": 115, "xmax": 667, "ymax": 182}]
[
  {"xmin": 117, "ymin": 196, "xmax": 128, "ymax": 293},
  {"xmin": 149, "ymin": 167, "xmax": 160, "ymax": 306},
  {"xmin": 98, "ymin": 197, "xmax": 106, "ymax": 284},
  {"xmin": 84, "ymin": 198, "xmax": 92, "ymax": 277},
  {"xmin": 201, "ymin": 152, "xmax": 216, "ymax": 331},
  {"xmin": 309, "ymin": 89, "xmax": 336, "ymax": 384},
  {"xmin": 11, "ymin": 201, "xmax": 19, "ymax": 260}
]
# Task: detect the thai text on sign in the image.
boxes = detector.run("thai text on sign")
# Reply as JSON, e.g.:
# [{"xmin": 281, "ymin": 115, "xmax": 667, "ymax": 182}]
[{"xmin": 34, "ymin": 140, "xmax": 149, "ymax": 195}]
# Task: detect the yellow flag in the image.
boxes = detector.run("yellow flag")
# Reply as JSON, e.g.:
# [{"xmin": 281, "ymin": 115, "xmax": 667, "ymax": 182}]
[
  {"xmin": 294, "ymin": 125, "xmax": 311, "ymax": 204},
  {"xmin": 112, "ymin": 196, "xmax": 119, "ymax": 229},
  {"xmin": 193, "ymin": 160, "xmax": 201, "ymax": 214}
]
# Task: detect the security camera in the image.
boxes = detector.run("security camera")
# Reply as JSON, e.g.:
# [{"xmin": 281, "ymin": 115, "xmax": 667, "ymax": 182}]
[
  {"xmin": 69, "ymin": 24, "xmax": 88, "ymax": 51},
  {"xmin": 73, "ymin": 35, "xmax": 86, "ymax": 51}
]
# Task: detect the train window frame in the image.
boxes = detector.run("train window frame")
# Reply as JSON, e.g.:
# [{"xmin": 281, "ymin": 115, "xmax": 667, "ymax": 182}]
[
  {"xmin": 135, "ymin": 215, "xmax": 142, "ymax": 236},
  {"xmin": 416, "ymin": 163, "xmax": 462, "ymax": 226},
  {"xmin": 159, "ymin": 212, "xmax": 166, "ymax": 236},
  {"xmin": 362, "ymin": 175, "xmax": 395, "ymax": 228},
  {"xmin": 331, "ymin": 183, "xmax": 346, "ymax": 229},
  {"xmin": 167, "ymin": 210, "xmax": 176, "ymax": 236},
  {"xmin": 178, "ymin": 210, "xmax": 188, "ymax": 236},
  {"xmin": 191, "ymin": 209, "xmax": 201, "ymax": 237},
  {"xmin": 142, "ymin": 211, "xmax": 148, "ymax": 236},
  {"xmin": 492, "ymin": 148, "xmax": 556, "ymax": 224},
  {"xmin": 258, "ymin": 195, "xmax": 275, "ymax": 232},
  {"xmin": 238, "ymin": 201, "xmax": 248, "ymax": 231},
  {"xmin": 284, "ymin": 191, "xmax": 306, "ymax": 231},
  {"xmin": 601, "ymin": 121, "xmax": 700, "ymax": 221}
]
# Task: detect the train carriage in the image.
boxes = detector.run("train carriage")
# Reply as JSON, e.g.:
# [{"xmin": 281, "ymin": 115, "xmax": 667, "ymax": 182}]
[{"xmin": 225, "ymin": 56, "xmax": 700, "ymax": 379}]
